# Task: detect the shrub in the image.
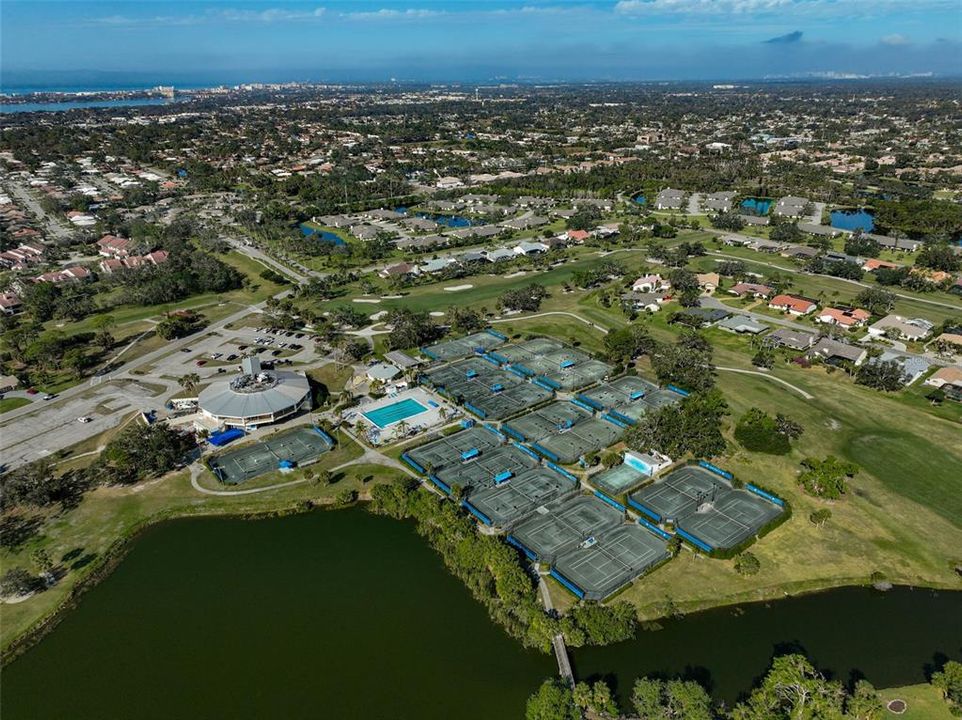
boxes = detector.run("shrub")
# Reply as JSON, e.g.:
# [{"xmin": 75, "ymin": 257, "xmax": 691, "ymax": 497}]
[
  {"xmin": 734, "ymin": 552, "xmax": 761, "ymax": 576},
  {"xmin": 734, "ymin": 408, "xmax": 791, "ymax": 455}
]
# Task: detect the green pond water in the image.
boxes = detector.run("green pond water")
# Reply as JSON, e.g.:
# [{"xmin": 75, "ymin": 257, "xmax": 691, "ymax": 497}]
[{"xmin": 3, "ymin": 508, "xmax": 961, "ymax": 718}]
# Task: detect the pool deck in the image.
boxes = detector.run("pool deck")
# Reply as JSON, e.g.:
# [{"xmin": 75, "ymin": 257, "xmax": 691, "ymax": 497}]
[{"xmin": 348, "ymin": 386, "xmax": 454, "ymax": 444}]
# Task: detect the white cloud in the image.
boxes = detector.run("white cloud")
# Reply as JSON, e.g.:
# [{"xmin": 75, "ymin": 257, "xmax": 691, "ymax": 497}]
[
  {"xmin": 614, "ymin": 0, "xmax": 957, "ymax": 17},
  {"xmin": 343, "ymin": 8, "xmax": 446, "ymax": 21},
  {"xmin": 614, "ymin": 0, "xmax": 794, "ymax": 15},
  {"xmin": 881, "ymin": 33, "xmax": 909, "ymax": 45},
  {"xmin": 89, "ymin": 7, "xmax": 327, "ymax": 27}
]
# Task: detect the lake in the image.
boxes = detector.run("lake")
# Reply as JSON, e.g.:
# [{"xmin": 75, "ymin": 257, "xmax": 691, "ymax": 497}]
[
  {"xmin": 0, "ymin": 98, "xmax": 179, "ymax": 114},
  {"xmin": 739, "ymin": 197, "xmax": 772, "ymax": 216},
  {"xmin": 299, "ymin": 224, "xmax": 345, "ymax": 245},
  {"xmin": 831, "ymin": 208, "xmax": 876, "ymax": 233},
  {"xmin": 416, "ymin": 212, "xmax": 473, "ymax": 228},
  {"xmin": 3, "ymin": 509, "xmax": 960, "ymax": 718}
]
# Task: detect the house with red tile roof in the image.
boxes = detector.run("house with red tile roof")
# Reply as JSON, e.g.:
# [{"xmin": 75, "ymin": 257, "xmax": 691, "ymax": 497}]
[
  {"xmin": 34, "ymin": 265, "xmax": 91, "ymax": 283},
  {"xmin": 862, "ymin": 258, "xmax": 901, "ymax": 272},
  {"xmin": 98, "ymin": 250, "xmax": 169, "ymax": 274},
  {"xmin": 96, "ymin": 234, "xmax": 133, "ymax": 258},
  {"xmin": 768, "ymin": 294, "xmax": 817, "ymax": 316},
  {"xmin": 816, "ymin": 306, "xmax": 871, "ymax": 328},
  {"xmin": 0, "ymin": 292, "xmax": 23, "ymax": 316}
]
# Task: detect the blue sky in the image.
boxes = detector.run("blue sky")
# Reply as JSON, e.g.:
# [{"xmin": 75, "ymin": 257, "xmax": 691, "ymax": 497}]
[{"xmin": 2, "ymin": 1, "xmax": 960, "ymax": 85}]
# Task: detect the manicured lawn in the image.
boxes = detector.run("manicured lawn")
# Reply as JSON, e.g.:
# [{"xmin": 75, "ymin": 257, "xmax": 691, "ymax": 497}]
[
  {"xmin": 878, "ymin": 684, "xmax": 955, "ymax": 720},
  {"xmin": 0, "ymin": 397, "xmax": 31, "ymax": 414}
]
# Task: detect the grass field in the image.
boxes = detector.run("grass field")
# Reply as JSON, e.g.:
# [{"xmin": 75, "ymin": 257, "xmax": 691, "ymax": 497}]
[
  {"xmin": 879, "ymin": 684, "xmax": 955, "ymax": 720},
  {"xmin": 0, "ymin": 397, "xmax": 32, "ymax": 414}
]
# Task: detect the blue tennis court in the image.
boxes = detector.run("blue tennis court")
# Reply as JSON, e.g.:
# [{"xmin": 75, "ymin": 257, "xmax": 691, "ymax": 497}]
[{"xmin": 363, "ymin": 398, "xmax": 429, "ymax": 428}]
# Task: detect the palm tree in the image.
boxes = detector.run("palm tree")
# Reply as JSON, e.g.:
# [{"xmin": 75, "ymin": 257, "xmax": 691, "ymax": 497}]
[
  {"xmin": 438, "ymin": 406, "xmax": 448, "ymax": 423},
  {"xmin": 395, "ymin": 419, "xmax": 410, "ymax": 436},
  {"xmin": 178, "ymin": 373, "xmax": 200, "ymax": 394}
]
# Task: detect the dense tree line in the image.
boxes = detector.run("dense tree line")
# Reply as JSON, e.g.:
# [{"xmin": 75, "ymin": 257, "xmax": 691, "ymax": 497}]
[{"xmin": 369, "ymin": 480, "xmax": 637, "ymax": 652}]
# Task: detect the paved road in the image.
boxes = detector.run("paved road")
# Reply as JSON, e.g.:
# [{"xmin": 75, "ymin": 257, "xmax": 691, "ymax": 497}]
[{"xmin": 6, "ymin": 181, "xmax": 72, "ymax": 240}]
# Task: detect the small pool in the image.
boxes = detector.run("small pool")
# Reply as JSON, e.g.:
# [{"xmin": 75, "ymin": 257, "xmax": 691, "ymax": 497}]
[
  {"xmin": 624, "ymin": 455, "xmax": 654, "ymax": 476},
  {"xmin": 740, "ymin": 197, "xmax": 772, "ymax": 216},
  {"xmin": 633, "ymin": 194, "xmax": 647, "ymax": 205},
  {"xmin": 363, "ymin": 398, "xmax": 429, "ymax": 428},
  {"xmin": 830, "ymin": 208, "xmax": 875, "ymax": 233}
]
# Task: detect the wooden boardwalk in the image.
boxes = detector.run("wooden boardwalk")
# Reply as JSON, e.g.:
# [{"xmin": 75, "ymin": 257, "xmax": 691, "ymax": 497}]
[{"xmin": 538, "ymin": 575, "xmax": 575, "ymax": 687}]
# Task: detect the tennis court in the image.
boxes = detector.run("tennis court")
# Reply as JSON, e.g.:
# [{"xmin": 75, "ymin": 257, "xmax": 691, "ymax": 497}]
[
  {"xmin": 208, "ymin": 426, "xmax": 333, "ymax": 485},
  {"xmin": 504, "ymin": 401, "xmax": 624, "ymax": 463},
  {"xmin": 436, "ymin": 444, "xmax": 540, "ymax": 493},
  {"xmin": 468, "ymin": 468, "xmax": 578, "ymax": 529},
  {"xmin": 591, "ymin": 463, "xmax": 650, "ymax": 496},
  {"xmin": 629, "ymin": 464, "xmax": 784, "ymax": 550},
  {"xmin": 510, "ymin": 495, "xmax": 623, "ymax": 563},
  {"xmin": 424, "ymin": 358, "xmax": 552, "ymax": 420},
  {"xmin": 677, "ymin": 488, "xmax": 783, "ymax": 551},
  {"xmin": 421, "ymin": 331, "xmax": 504, "ymax": 361},
  {"xmin": 580, "ymin": 375, "xmax": 661, "ymax": 420},
  {"xmin": 498, "ymin": 339, "xmax": 613, "ymax": 390},
  {"xmin": 554, "ymin": 524, "xmax": 669, "ymax": 600},
  {"xmin": 640, "ymin": 388, "xmax": 685, "ymax": 411},
  {"xmin": 406, "ymin": 425, "xmax": 503, "ymax": 472}
]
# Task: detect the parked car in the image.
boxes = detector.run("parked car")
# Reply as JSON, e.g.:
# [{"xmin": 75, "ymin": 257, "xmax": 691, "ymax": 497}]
[
  {"xmin": 77, "ymin": 416, "xmax": 92, "ymax": 423},
  {"xmin": 195, "ymin": 359, "xmax": 207, "ymax": 366},
  {"xmin": 42, "ymin": 393, "xmax": 56, "ymax": 400},
  {"xmin": 180, "ymin": 348, "xmax": 192, "ymax": 353},
  {"xmin": 25, "ymin": 388, "xmax": 38, "ymax": 395}
]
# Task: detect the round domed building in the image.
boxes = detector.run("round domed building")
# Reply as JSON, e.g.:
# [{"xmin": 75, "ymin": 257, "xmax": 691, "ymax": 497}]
[{"xmin": 199, "ymin": 356, "xmax": 312, "ymax": 429}]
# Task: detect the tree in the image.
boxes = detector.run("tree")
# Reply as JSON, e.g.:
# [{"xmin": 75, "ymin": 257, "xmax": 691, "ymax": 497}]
[
  {"xmin": 809, "ymin": 508, "xmax": 832, "ymax": 527},
  {"xmin": 651, "ymin": 330, "xmax": 715, "ymax": 393},
  {"xmin": 499, "ymin": 284, "xmax": 549, "ymax": 313},
  {"xmin": 932, "ymin": 661, "xmax": 962, "ymax": 716},
  {"xmin": 856, "ymin": 360, "xmax": 906, "ymax": 392},
  {"xmin": 604, "ymin": 325, "xmax": 656, "ymax": 364},
  {"xmin": 734, "ymin": 408, "xmax": 794, "ymax": 455},
  {"xmin": 574, "ymin": 680, "xmax": 618, "ymax": 717},
  {"xmin": 774, "ymin": 413, "xmax": 804, "ymax": 440},
  {"xmin": 731, "ymin": 654, "xmax": 846, "ymax": 720},
  {"xmin": 178, "ymin": 372, "xmax": 201, "ymax": 393},
  {"xmin": 853, "ymin": 287, "xmax": 895, "ymax": 317},
  {"xmin": 448, "ymin": 305, "xmax": 485, "ymax": 333},
  {"xmin": 624, "ymin": 389, "xmax": 729, "ymax": 460},
  {"xmin": 916, "ymin": 244, "xmax": 961, "ymax": 273},
  {"xmin": 846, "ymin": 680, "xmax": 884, "ymax": 720},
  {"xmin": 631, "ymin": 677, "xmax": 715, "ymax": 720},
  {"xmin": 734, "ymin": 552, "xmax": 761, "ymax": 576},
  {"xmin": 93, "ymin": 423, "xmax": 195, "ymax": 485},
  {"xmin": 752, "ymin": 346, "xmax": 775, "ymax": 369},
  {"xmin": 526, "ymin": 679, "xmax": 579, "ymax": 720},
  {"xmin": 844, "ymin": 231, "xmax": 881, "ymax": 258},
  {"xmin": 798, "ymin": 456, "xmax": 858, "ymax": 500},
  {"xmin": 93, "ymin": 314, "xmax": 116, "ymax": 351},
  {"xmin": 386, "ymin": 308, "xmax": 442, "ymax": 349},
  {"xmin": 0, "ymin": 568, "xmax": 41, "ymax": 597}
]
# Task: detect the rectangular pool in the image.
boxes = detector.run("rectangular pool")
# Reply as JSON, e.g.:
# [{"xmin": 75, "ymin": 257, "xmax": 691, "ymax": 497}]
[{"xmin": 363, "ymin": 398, "xmax": 429, "ymax": 428}]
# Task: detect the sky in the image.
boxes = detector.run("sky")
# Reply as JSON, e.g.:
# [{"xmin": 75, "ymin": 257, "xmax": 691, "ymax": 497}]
[{"xmin": 1, "ymin": 0, "xmax": 960, "ymax": 87}]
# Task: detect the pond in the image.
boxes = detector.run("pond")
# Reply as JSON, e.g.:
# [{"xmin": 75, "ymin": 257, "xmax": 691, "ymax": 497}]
[
  {"xmin": 299, "ymin": 223, "xmax": 345, "ymax": 245},
  {"xmin": 633, "ymin": 194, "xmax": 647, "ymax": 205},
  {"xmin": 416, "ymin": 212, "xmax": 473, "ymax": 228},
  {"xmin": 830, "ymin": 208, "xmax": 876, "ymax": 233},
  {"xmin": 739, "ymin": 197, "xmax": 772, "ymax": 216},
  {"xmin": 3, "ymin": 509, "xmax": 960, "ymax": 718},
  {"xmin": 574, "ymin": 585, "xmax": 961, "ymax": 706},
  {"xmin": 1, "ymin": 509, "xmax": 552, "ymax": 720}
]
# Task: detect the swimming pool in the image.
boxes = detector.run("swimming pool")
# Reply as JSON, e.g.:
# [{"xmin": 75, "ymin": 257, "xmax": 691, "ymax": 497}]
[{"xmin": 363, "ymin": 398, "xmax": 429, "ymax": 428}]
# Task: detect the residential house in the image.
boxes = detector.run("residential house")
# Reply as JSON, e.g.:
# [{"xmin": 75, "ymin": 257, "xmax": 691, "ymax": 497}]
[
  {"xmin": 34, "ymin": 266, "xmax": 91, "ymax": 283},
  {"xmin": 654, "ymin": 188, "xmax": 686, "ymax": 210},
  {"xmin": 799, "ymin": 222, "xmax": 841, "ymax": 238},
  {"xmin": 816, "ymin": 306, "xmax": 871, "ymax": 328},
  {"xmin": 622, "ymin": 291, "xmax": 666, "ymax": 313},
  {"xmin": 877, "ymin": 351, "xmax": 931, "ymax": 386},
  {"xmin": 671, "ymin": 307, "xmax": 731, "ymax": 327},
  {"xmin": 949, "ymin": 276, "xmax": 962, "ymax": 297},
  {"xmin": 435, "ymin": 176, "xmax": 464, "ymax": 190},
  {"xmin": 696, "ymin": 272, "xmax": 720, "ymax": 294},
  {"xmin": 632, "ymin": 274, "xmax": 670, "ymax": 293},
  {"xmin": 810, "ymin": 338, "xmax": 867, "ymax": 367},
  {"xmin": 514, "ymin": 241, "xmax": 549, "ymax": 256},
  {"xmin": 768, "ymin": 328, "xmax": 818, "ymax": 350},
  {"xmin": 729, "ymin": 282, "xmax": 774, "ymax": 299},
  {"xmin": 862, "ymin": 258, "xmax": 901, "ymax": 273},
  {"xmin": 379, "ymin": 262, "xmax": 420, "ymax": 280},
  {"xmin": 717, "ymin": 315, "xmax": 768, "ymax": 335},
  {"xmin": 0, "ymin": 243, "xmax": 45, "ymax": 269},
  {"xmin": 418, "ymin": 257, "xmax": 459, "ymax": 274},
  {"xmin": 96, "ymin": 234, "xmax": 133, "ymax": 258},
  {"xmin": 769, "ymin": 294, "xmax": 817, "ymax": 316},
  {"xmin": 0, "ymin": 292, "xmax": 23, "ymax": 316},
  {"xmin": 564, "ymin": 229, "xmax": 590, "ymax": 243},
  {"xmin": 98, "ymin": 250, "xmax": 169, "ymax": 275},
  {"xmin": 0, "ymin": 375, "xmax": 19, "ymax": 393},
  {"xmin": 868, "ymin": 315, "xmax": 934, "ymax": 342},
  {"xmin": 701, "ymin": 191, "xmax": 737, "ymax": 213},
  {"xmin": 780, "ymin": 244, "xmax": 821, "ymax": 260},
  {"xmin": 924, "ymin": 365, "xmax": 962, "ymax": 389},
  {"xmin": 773, "ymin": 196, "xmax": 810, "ymax": 217}
]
